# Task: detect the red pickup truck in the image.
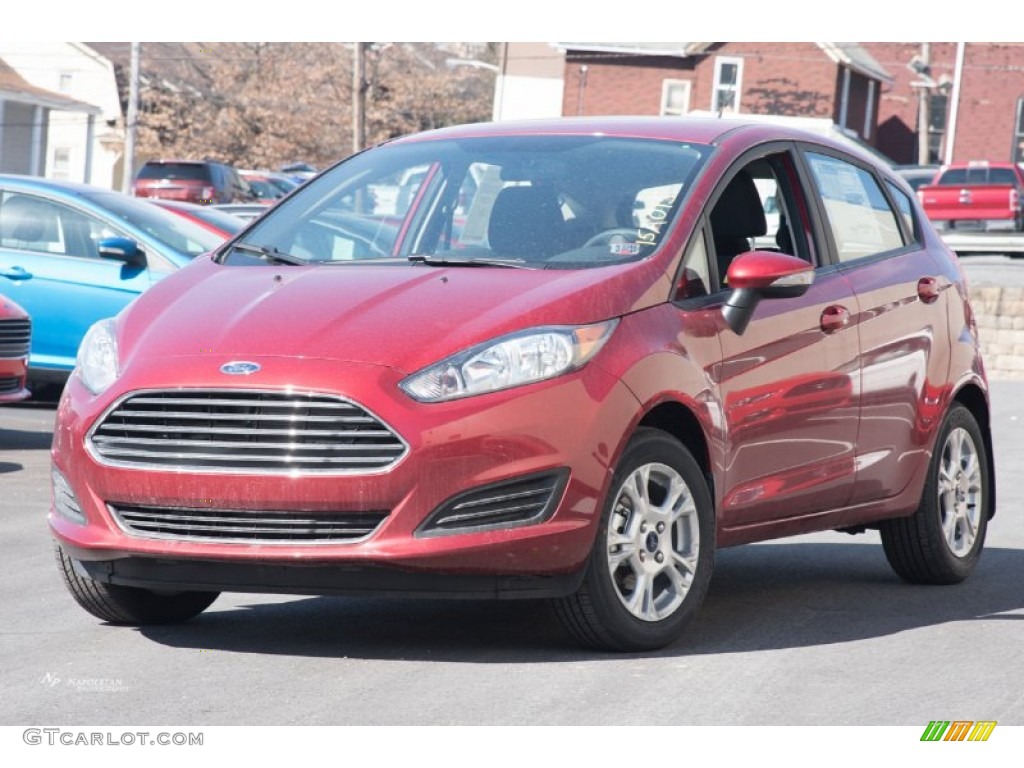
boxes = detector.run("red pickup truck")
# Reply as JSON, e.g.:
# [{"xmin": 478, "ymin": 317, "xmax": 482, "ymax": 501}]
[{"xmin": 918, "ymin": 161, "xmax": 1024, "ymax": 232}]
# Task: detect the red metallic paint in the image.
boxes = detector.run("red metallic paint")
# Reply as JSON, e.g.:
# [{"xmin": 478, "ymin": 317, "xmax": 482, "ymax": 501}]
[
  {"xmin": 725, "ymin": 250, "xmax": 812, "ymax": 290},
  {"xmin": 50, "ymin": 118, "xmax": 992, "ymax": 601},
  {"xmin": 0, "ymin": 297, "xmax": 30, "ymax": 403}
]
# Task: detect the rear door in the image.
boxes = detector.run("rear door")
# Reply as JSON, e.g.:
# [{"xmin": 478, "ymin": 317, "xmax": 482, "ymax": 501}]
[
  {"xmin": 800, "ymin": 147, "xmax": 949, "ymax": 506},
  {"xmin": 0, "ymin": 191, "xmax": 155, "ymax": 374},
  {"xmin": 710, "ymin": 145, "xmax": 862, "ymax": 529}
]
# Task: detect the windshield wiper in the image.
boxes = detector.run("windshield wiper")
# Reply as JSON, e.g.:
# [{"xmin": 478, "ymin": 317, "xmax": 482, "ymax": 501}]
[
  {"xmin": 230, "ymin": 242, "xmax": 308, "ymax": 266},
  {"xmin": 407, "ymin": 253, "xmax": 536, "ymax": 269}
]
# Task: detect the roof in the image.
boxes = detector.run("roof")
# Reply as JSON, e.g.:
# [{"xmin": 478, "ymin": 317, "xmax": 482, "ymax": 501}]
[
  {"xmin": 557, "ymin": 42, "xmax": 892, "ymax": 82},
  {"xmin": 688, "ymin": 111, "xmax": 894, "ymax": 164},
  {"xmin": 0, "ymin": 58, "xmax": 101, "ymax": 113},
  {"xmin": 816, "ymin": 43, "xmax": 893, "ymax": 84},
  {"xmin": 391, "ymin": 115, "xmax": 887, "ymax": 162},
  {"xmin": 556, "ymin": 42, "xmax": 702, "ymax": 58}
]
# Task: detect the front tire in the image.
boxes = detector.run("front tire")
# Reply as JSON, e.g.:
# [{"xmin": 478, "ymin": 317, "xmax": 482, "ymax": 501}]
[
  {"xmin": 880, "ymin": 404, "xmax": 989, "ymax": 584},
  {"xmin": 554, "ymin": 429, "xmax": 715, "ymax": 652},
  {"xmin": 56, "ymin": 545, "xmax": 219, "ymax": 624}
]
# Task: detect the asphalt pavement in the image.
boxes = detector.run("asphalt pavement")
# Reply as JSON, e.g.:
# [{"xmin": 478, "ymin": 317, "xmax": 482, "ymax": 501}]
[{"xmin": 2, "ymin": 383, "xmax": 1022, "ymax": 726}]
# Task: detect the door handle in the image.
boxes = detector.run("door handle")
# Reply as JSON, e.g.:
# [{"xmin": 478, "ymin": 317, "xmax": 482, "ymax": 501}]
[
  {"xmin": 820, "ymin": 305, "xmax": 850, "ymax": 333},
  {"xmin": 917, "ymin": 276, "xmax": 940, "ymax": 304},
  {"xmin": 0, "ymin": 266, "xmax": 32, "ymax": 281}
]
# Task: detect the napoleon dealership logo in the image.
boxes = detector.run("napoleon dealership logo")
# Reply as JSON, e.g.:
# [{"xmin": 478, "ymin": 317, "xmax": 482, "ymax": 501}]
[
  {"xmin": 920, "ymin": 720, "xmax": 997, "ymax": 741},
  {"xmin": 220, "ymin": 361, "xmax": 261, "ymax": 375}
]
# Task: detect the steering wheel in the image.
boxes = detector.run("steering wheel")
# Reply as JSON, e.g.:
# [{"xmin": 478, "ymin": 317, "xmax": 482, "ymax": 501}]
[{"xmin": 583, "ymin": 228, "xmax": 638, "ymax": 248}]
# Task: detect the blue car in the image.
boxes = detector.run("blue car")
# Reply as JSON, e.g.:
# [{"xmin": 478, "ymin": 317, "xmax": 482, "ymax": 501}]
[{"xmin": 0, "ymin": 176, "xmax": 227, "ymax": 382}]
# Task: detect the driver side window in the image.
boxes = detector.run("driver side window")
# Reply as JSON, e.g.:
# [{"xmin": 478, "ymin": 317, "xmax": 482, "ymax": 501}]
[{"xmin": 707, "ymin": 152, "xmax": 810, "ymax": 290}]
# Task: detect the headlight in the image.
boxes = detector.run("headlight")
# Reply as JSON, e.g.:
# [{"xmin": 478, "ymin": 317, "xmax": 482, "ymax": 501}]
[
  {"xmin": 400, "ymin": 320, "xmax": 618, "ymax": 402},
  {"xmin": 75, "ymin": 318, "xmax": 119, "ymax": 395}
]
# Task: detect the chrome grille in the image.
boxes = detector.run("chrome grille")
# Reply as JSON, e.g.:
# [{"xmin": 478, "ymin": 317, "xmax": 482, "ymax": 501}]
[
  {"xmin": 109, "ymin": 503, "xmax": 388, "ymax": 543},
  {"xmin": 0, "ymin": 376, "xmax": 23, "ymax": 394},
  {"xmin": 88, "ymin": 390, "xmax": 407, "ymax": 473},
  {"xmin": 0, "ymin": 318, "xmax": 30, "ymax": 358}
]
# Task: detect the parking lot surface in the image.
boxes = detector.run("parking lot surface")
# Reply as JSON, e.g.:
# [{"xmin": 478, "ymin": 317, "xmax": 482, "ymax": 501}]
[{"xmin": 2, "ymin": 382, "xmax": 1022, "ymax": 725}]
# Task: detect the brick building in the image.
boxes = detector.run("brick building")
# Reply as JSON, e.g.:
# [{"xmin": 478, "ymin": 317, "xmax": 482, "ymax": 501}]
[
  {"xmin": 865, "ymin": 43, "xmax": 1024, "ymax": 165},
  {"xmin": 494, "ymin": 42, "xmax": 1024, "ymax": 166},
  {"xmin": 557, "ymin": 43, "xmax": 890, "ymax": 145}
]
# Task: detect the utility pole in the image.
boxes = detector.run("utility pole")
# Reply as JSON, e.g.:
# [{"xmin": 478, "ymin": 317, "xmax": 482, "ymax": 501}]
[
  {"xmin": 917, "ymin": 42, "xmax": 931, "ymax": 165},
  {"xmin": 352, "ymin": 42, "xmax": 367, "ymax": 154},
  {"xmin": 121, "ymin": 42, "xmax": 140, "ymax": 193}
]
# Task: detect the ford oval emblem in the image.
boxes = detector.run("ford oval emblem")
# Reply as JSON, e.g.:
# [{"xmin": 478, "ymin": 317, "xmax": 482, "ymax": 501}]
[{"xmin": 220, "ymin": 361, "xmax": 261, "ymax": 375}]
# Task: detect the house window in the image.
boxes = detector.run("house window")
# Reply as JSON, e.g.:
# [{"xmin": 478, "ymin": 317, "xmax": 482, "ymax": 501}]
[
  {"xmin": 1013, "ymin": 97, "xmax": 1024, "ymax": 165},
  {"xmin": 52, "ymin": 147, "xmax": 71, "ymax": 180},
  {"xmin": 712, "ymin": 56, "xmax": 743, "ymax": 114},
  {"xmin": 660, "ymin": 80, "xmax": 691, "ymax": 116},
  {"xmin": 58, "ymin": 72, "xmax": 73, "ymax": 92},
  {"xmin": 928, "ymin": 90, "xmax": 948, "ymax": 164}
]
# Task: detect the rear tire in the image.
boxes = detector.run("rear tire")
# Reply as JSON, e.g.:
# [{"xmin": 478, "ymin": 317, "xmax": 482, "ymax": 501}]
[
  {"xmin": 56, "ymin": 545, "xmax": 219, "ymax": 624},
  {"xmin": 554, "ymin": 429, "xmax": 715, "ymax": 652},
  {"xmin": 879, "ymin": 404, "xmax": 989, "ymax": 584}
]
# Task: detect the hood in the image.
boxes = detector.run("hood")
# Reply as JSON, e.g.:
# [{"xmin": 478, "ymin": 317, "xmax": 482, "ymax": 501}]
[{"xmin": 119, "ymin": 256, "xmax": 672, "ymax": 374}]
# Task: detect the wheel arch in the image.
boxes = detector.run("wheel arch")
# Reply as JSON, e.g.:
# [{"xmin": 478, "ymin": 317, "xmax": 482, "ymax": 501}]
[
  {"xmin": 637, "ymin": 400, "xmax": 714, "ymax": 504},
  {"xmin": 952, "ymin": 381, "xmax": 996, "ymax": 519}
]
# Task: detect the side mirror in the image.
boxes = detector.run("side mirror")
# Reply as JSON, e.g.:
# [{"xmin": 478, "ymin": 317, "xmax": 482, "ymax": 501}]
[
  {"xmin": 722, "ymin": 251, "xmax": 814, "ymax": 335},
  {"xmin": 97, "ymin": 237, "xmax": 146, "ymax": 266}
]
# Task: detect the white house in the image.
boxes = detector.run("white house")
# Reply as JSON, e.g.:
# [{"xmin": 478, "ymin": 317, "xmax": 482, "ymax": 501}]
[{"xmin": 0, "ymin": 42, "xmax": 122, "ymax": 189}]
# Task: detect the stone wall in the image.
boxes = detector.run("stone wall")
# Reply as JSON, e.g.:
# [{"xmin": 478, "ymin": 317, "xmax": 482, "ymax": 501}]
[{"xmin": 970, "ymin": 285, "xmax": 1024, "ymax": 380}]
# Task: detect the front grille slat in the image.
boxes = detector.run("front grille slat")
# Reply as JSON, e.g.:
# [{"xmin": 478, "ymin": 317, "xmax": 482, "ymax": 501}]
[
  {"xmin": 110, "ymin": 424, "xmax": 393, "ymax": 437},
  {"xmin": 89, "ymin": 389, "xmax": 407, "ymax": 474},
  {"xmin": 112, "ymin": 409, "xmax": 375, "ymax": 423},
  {"xmin": 110, "ymin": 504, "xmax": 387, "ymax": 543},
  {"xmin": 0, "ymin": 318, "xmax": 30, "ymax": 359},
  {"xmin": 92, "ymin": 436, "xmax": 405, "ymax": 452}
]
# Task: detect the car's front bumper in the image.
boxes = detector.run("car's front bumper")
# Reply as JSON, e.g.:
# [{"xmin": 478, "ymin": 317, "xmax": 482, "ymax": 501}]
[
  {"xmin": 0, "ymin": 355, "xmax": 29, "ymax": 402},
  {"xmin": 51, "ymin": 354, "xmax": 641, "ymax": 589}
]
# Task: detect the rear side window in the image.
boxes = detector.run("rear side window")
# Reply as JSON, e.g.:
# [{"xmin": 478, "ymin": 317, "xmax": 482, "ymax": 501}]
[
  {"xmin": 137, "ymin": 163, "xmax": 212, "ymax": 182},
  {"xmin": 806, "ymin": 152, "xmax": 905, "ymax": 263},
  {"xmin": 886, "ymin": 181, "xmax": 918, "ymax": 241}
]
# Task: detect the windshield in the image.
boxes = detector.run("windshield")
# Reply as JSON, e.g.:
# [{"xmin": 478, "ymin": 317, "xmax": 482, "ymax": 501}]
[
  {"xmin": 87, "ymin": 192, "xmax": 227, "ymax": 257},
  {"xmin": 229, "ymin": 135, "xmax": 709, "ymax": 269}
]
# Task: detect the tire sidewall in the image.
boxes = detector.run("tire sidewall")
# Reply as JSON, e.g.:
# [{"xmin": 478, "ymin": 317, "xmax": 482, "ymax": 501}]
[
  {"xmin": 923, "ymin": 405, "xmax": 990, "ymax": 577},
  {"xmin": 583, "ymin": 429, "xmax": 715, "ymax": 650}
]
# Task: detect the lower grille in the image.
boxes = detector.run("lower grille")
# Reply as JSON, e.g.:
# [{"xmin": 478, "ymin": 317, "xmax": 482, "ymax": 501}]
[
  {"xmin": 0, "ymin": 375, "xmax": 23, "ymax": 394},
  {"xmin": 0, "ymin": 318, "xmax": 30, "ymax": 359},
  {"xmin": 418, "ymin": 470, "xmax": 569, "ymax": 536},
  {"xmin": 109, "ymin": 504, "xmax": 388, "ymax": 544}
]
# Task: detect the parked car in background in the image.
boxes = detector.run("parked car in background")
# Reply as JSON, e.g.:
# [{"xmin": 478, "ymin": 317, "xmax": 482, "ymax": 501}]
[
  {"xmin": 0, "ymin": 295, "xmax": 30, "ymax": 404},
  {"xmin": 0, "ymin": 175, "xmax": 225, "ymax": 383},
  {"xmin": 150, "ymin": 199, "xmax": 246, "ymax": 239},
  {"xmin": 51, "ymin": 118, "xmax": 993, "ymax": 652},
  {"xmin": 918, "ymin": 160, "xmax": 1024, "ymax": 232},
  {"xmin": 279, "ymin": 162, "xmax": 317, "ymax": 183},
  {"xmin": 893, "ymin": 164, "xmax": 939, "ymax": 192},
  {"xmin": 133, "ymin": 160, "xmax": 254, "ymax": 206},
  {"xmin": 211, "ymin": 203, "xmax": 269, "ymax": 223},
  {"xmin": 240, "ymin": 170, "xmax": 299, "ymax": 203}
]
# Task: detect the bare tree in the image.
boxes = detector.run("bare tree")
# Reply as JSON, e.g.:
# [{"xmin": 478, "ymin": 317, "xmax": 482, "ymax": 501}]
[{"xmin": 119, "ymin": 42, "xmax": 495, "ymax": 170}]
